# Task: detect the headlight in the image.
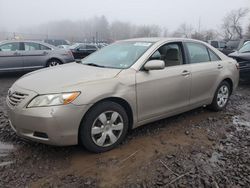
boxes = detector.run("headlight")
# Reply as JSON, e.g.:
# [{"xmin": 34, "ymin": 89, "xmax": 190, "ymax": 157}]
[{"xmin": 27, "ymin": 92, "xmax": 80, "ymax": 108}]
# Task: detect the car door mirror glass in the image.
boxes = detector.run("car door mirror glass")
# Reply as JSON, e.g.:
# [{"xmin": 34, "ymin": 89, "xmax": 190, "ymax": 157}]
[{"xmin": 144, "ymin": 60, "xmax": 165, "ymax": 71}]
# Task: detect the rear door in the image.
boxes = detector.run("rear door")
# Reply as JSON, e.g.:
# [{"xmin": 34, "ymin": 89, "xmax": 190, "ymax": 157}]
[
  {"xmin": 0, "ymin": 42, "xmax": 23, "ymax": 71},
  {"xmin": 184, "ymin": 42, "xmax": 222, "ymax": 106},
  {"xmin": 21, "ymin": 42, "xmax": 51, "ymax": 70}
]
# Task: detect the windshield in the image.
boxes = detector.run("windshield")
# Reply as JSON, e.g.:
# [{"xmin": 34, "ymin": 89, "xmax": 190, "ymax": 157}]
[
  {"xmin": 239, "ymin": 42, "xmax": 250, "ymax": 53},
  {"xmin": 81, "ymin": 41, "xmax": 153, "ymax": 69}
]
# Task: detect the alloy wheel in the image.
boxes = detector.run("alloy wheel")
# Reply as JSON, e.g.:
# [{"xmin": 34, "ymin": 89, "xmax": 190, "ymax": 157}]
[
  {"xmin": 49, "ymin": 61, "xmax": 60, "ymax": 67},
  {"xmin": 91, "ymin": 111, "xmax": 124, "ymax": 147},
  {"xmin": 217, "ymin": 85, "xmax": 229, "ymax": 108}
]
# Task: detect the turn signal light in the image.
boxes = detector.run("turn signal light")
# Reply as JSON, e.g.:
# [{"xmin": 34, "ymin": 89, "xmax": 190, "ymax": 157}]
[{"xmin": 236, "ymin": 63, "xmax": 240, "ymax": 70}]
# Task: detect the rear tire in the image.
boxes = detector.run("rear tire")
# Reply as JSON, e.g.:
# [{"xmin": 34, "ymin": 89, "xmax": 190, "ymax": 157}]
[
  {"xmin": 79, "ymin": 101, "xmax": 129, "ymax": 153},
  {"xmin": 208, "ymin": 81, "xmax": 231, "ymax": 111},
  {"xmin": 47, "ymin": 59, "xmax": 62, "ymax": 67}
]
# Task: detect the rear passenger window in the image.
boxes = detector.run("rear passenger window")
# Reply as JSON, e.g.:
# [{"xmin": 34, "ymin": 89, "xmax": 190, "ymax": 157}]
[
  {"xmin": 186, "ymin": 43, "xmax": 210, "ymax": 63},
  {"xmin": 24, "ymin": 42, "xmax": 40, "ymax": 51},
  {"xmin": 40, "ymin": 44, "xmax": 51, "ymax": 50},
  {"xmin": 208, "ymin": 49, "xmax": 220, "ymax": 61}
]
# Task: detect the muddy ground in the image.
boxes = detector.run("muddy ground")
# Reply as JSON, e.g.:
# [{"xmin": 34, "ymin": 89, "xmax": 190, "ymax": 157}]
[{"xmin": 0, "ymin": 73, "xmax": 249, "ymax": 188}]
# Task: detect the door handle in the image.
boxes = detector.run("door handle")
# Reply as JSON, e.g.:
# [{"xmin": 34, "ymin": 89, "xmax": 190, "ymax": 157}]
[
  {"xmin": 43, "ymin": 51, "xmax": 48, "ymax": 55},
  {"xmin": 218, "ymin": 64, "xmax": 223, "ymax": 69},
  {"xmin": 181, "ymin": 70, "xmax": 191, "ymax": 76}
]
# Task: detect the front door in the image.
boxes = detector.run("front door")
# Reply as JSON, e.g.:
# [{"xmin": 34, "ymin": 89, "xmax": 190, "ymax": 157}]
[{"xmin": 136, "ymin": 42, "xmax": 191, "ymax": 122}]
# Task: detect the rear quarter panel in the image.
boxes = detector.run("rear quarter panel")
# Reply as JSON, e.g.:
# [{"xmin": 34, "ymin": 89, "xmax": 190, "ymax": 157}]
[{"xmin": 49, "ymin": 49, "xmax": 75, "ymax": 64}]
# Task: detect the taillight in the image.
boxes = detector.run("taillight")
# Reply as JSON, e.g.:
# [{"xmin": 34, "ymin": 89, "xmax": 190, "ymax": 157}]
[{"xmin": 67, "ymin": 50, "xmax": 73, "ymax": 57}]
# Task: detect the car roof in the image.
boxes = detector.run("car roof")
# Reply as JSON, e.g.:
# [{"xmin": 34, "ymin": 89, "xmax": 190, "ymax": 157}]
[
  {"xmin": 122, "ymin": 37, "xmax": 204, "ymax": 43},
  {"xmin": 0, "ymin": 40, "xmax": 56, "ymax": 49}
]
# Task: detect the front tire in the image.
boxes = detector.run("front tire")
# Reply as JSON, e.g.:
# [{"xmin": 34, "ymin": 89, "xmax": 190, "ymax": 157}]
[
  {"xmin": 79, "ymin": 101, "xmax": 129, "ymax": 153},
  {"xmin": 209, "ymin": 81, "xmax": 231, "ymax": 111}
]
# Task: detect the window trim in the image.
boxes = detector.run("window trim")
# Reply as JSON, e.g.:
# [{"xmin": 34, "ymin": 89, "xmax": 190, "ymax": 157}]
[
  {"xmin": 207, "ymin": 48, "xmax": 221, "ymax": 61},
  {"xmin": 21, "ymin": 42, "xmax": 52, "ymax": 51}
]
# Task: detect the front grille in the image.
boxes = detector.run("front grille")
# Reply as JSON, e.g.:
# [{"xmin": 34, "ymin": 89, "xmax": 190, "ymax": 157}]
[{"xmin": 7, "ymin": 91, "xmax": 28, "ymax": 107}]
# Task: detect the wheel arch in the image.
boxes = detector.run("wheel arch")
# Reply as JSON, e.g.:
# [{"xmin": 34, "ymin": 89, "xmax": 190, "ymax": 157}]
[
  {"xmin": 78, "ymin": 97, "xmax": 134, "ymax": 144},
  {"xmin": 222, "ymin": 78, "xmax": 233, "ymax": 95}
]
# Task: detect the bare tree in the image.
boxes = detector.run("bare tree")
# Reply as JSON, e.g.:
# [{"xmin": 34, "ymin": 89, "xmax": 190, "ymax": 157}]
[
  {"xmin": 203, "ymin": 29, "xmax": 218, "ymax": 41},
  {"xmin": 245, "ymin": 20, "xmax": 250, "ymax": 38},
  {"xmin": 162, "ymin": 27, "xmax": 168, "ymax": 37},
  {"xmin": 134, "ymin": 25, "xmax": 161, "ymax": 38},
  {"xmin": 110, "ymin": 21, "xmax": 132, "ymax": 40},
  {"xmin": 221, "ymin": 8, "xmax": 249, "ymax": 40},
  {"xmin": 172, "ymin": 23, "xmax": 194, "ymax": 38},
  {"xmin": 191, "ymin": 31, "xmax": 204, "ymax": 41}
]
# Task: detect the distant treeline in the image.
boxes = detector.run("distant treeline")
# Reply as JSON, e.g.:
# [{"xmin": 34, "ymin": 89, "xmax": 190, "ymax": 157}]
[{"xmin": 1, "ymin": 8, "xmax": 249, "ymax": 42}]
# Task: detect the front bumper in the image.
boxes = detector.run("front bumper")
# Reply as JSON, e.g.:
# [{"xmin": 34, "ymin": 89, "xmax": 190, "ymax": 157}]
[{"xmin": 6, "ymin": 85, "xmax": 90, "ymax": 146}]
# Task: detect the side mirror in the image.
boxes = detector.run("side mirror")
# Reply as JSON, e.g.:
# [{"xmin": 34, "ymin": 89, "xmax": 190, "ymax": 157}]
[{"xmin": 144, "ymin": 60, "xmax": 165, "ymax": 71}]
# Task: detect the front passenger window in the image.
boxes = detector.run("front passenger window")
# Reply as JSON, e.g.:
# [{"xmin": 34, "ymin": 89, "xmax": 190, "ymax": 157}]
[
  {"xmin": 149, "ymin": 43, "xmax": 183, "ymax": 67},
  {"xmin": 150, "ymin": 51, "xmax": 161, "ymax": 60},
  {"xmin": 0, "ymin": 43, "xmax": 20, "ymax": 52},
  {"xmin": 24, "ymin": 43, "xmax": 40, "ymax": 51}
]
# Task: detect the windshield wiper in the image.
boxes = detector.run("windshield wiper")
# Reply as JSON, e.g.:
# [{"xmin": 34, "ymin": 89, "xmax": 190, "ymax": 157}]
[{"xmin": 84, "ymin": 63, "xmax": 106, "ymax": 68}]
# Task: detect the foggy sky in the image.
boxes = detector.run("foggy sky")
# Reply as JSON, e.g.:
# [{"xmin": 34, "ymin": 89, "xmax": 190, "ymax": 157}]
[{"xmin": 0, "ymin": 0, "xmax": 250, "ymax": 32}]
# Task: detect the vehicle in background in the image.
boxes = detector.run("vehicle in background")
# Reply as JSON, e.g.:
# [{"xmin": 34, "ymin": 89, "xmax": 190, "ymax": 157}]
[
  {"xmin": 222, "ymin": 39, "xmax": 250, "ymax": 55},
  {"xmin": 43, "ymin": 39, "xmax": 70, "ymax": 46},
  {"xmin": 208, "ymin": 40, "xmax": 226, "ymax": 51},
  {"xmin": 221, "ymin": 40, "xmax": 241, "ymax": 55},
  {"xmin": 69, "ymin": 43, "xmax": 99, "ymax": 59},
  {"xmin": 0, "ymin": 40, "xmax": 74, "ymax": 72},
  {"xmin": 6, "ymin": 38, "xmax": 239, "ymax": 153},
  {"xmin": 228, "ymin": 41, "xmax": 250, "ymax": 80},
  {"xmin": 97, "ymin": 43, "xmax": 108, "ymax": 48},
  {"xmin": 58, "ymin": 45, "xmax": 70, "ymax": 49}
]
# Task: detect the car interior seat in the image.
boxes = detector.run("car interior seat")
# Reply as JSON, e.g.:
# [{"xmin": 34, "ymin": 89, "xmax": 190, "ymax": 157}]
[{"xmin": 165, "ymin": 48, "xmax": 180, "ymax": 66}]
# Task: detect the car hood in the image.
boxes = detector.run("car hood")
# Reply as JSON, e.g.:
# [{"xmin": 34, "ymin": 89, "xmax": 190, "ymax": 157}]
[
  {"xmin": 14, "ymin": 62, "xmax": 122, "ymax": 94},
  {"xmin": 228, "ymin": 51, "xmax": 240, "ymax": 57},
  {"xmin": 228, "ymin": 51, "xmax": 250, "ymax": 62},
  {"xmin": 229, "ymin": 51, "xmax": 250, "ymax": 57}
]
